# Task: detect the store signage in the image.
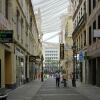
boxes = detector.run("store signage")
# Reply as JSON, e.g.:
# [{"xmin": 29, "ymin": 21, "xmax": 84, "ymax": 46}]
[
  {"xmin": 60, "ymin": 43, "xmax": 64, "ymax": 59},
  {"xmin": 79, "ymin": 51, "xmax": 84, "ymax": 62},
  {"xmin": 0, "ymin": 30, "xmax": 13, "ymax": 43},
  {"xmin": 94, "ymin": 29, "xmax": 100, "ymax": 37},
  {"xmin": 29, "ymin": 56, "xmax": 36, "ymax": 62}
]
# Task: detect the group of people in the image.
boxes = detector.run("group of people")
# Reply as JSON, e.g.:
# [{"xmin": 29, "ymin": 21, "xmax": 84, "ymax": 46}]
[
  {"xmin": 55, "ymin": 72, "xmax": 76, "ymax": 87},
  {"xmin": 55, "ymin": 72, "xmax": 67, "ymax": 87}
]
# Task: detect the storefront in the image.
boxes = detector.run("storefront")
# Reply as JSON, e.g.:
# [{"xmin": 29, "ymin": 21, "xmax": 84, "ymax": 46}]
[
  {"xmin": 15, "ymin": 47, "xmax": 25, "ymax": 86},
  {"xmin": 87, "ymin": 40, "xmax": 100, "ymax": 86}
]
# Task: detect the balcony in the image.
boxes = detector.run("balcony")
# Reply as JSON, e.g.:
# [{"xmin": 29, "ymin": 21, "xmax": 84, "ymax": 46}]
[{"xmin": 72, "ymin": 13, "xmax": 87, "ymax": 36}]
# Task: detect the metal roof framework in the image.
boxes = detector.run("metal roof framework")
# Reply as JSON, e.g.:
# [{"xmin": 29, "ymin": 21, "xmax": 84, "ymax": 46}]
[{"xmin": 32, "ymin": 0, "xmax": 69, "ymax": 34}]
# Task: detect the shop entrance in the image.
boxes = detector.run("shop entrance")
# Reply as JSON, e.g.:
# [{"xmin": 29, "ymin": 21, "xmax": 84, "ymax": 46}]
[{"xmin": 5, "ymin": 50, "xmax": 12, "ymax": 88}]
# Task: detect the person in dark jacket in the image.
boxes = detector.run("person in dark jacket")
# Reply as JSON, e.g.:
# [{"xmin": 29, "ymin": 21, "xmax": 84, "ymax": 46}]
[{"xmin": 55, "ymin": 72, "xmax": 60, "ymax": 87}]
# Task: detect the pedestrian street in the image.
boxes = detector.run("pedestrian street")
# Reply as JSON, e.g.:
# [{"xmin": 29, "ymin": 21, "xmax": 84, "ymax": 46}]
[{"xmin": 32, "ymin": 78, "xmax": 90, "ymax": 100}]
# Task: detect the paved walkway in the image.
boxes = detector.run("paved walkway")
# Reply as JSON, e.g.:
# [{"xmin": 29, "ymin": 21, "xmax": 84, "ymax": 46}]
[
  {"xmin": 7, "ymin": 80, "xmax": 43, "ymax": 100},
  {"xmin": 67, "ymin": 80, "xmax": 100, "ymax": 100},
  {"xmin": 7, "ymin": 78, "xmax": 100, "ymax": 100},
  {"xmin": 32, "ymin": 78, "xmax": 89, "ymax": 100}
]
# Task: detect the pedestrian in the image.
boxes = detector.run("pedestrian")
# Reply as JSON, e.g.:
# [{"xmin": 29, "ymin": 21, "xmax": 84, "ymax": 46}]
[
  {"xmin": 62, "ymin": 72, "xmax": 67, "ymax": 87},
  {"xmin": 55, "ymin": 72, "xmax": 60, "ymax": 87}
]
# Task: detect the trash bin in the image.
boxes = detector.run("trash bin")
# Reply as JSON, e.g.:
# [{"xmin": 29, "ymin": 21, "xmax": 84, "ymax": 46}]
[{"xmin": 0, "ymin": 88, "xmax": 8, "ymax": 100}]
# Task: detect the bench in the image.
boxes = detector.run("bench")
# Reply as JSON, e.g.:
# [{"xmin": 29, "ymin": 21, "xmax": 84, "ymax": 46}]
[{"xmin": 0, "ymin": 88, "xmax": 8, "ymax": 100}]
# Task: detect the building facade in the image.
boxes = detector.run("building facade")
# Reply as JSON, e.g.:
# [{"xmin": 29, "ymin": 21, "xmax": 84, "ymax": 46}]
[
  {"xmin": 72, "ymin": 0, "xmax": 100, "ymax": 86},
  {"xmin": 43, "ymin": 43, "xmax": 60, "ymax": 74},
  {"xmin": 86, "ymin": 0, "xmax": 100, "ymax": 86},
  {"xmin": 71, "ymin": 0, "xmax": 87, "ymax": 83},
  {"xmin": 0, "ymin": 0, "xmax": 41, "ymax": 88}
]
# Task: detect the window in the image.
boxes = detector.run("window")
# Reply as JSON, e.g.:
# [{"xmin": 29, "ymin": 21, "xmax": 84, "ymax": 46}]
[
  {"xmin": 0, "ymin": 1, "xmax": 2, "ymax": 13},
  {"xmin": 93, "ymin": 0, "xmax": 96, "ymax": 9},
  {"xmin": 89, "ymin": 26, "xmax": 92, "ymax": 45},
  {"xmin": 79, "ymin": 12, "xmax": 80, "ymax": 20},
  {"xmin": 16, "ymin": 10, "xmax": 20, "ymax": 40},
  {"xmin": 77, "ymin": 16, "xmax": 78, "ymax": 24},
  {"xmin": 98, "ymin": 15, "xmax": 100, "ymax": 39},
  {"xmin": 81, "ymin": 8, "xmax": 82, "ymax": 16},
  {"xmin": 84, "ymin": 2, "xmax": 86, "ymax": 13},
  {"xmin": 93, "ymin": 20, "xmax": 96, "ymax": 42},
  {"xmin": 5, "ymin": 0, "xmax": 8, "ymax": 19},
  {"xmin": 25, "ymin": 22, "xmax": 28, "ymax": 36},
  {"xmin": 30, "ymin": 16, "xmax": 32, "ymax": 31},
  {"xmin": 98, "ymin": 15, "xmax": 100, "ymax": 29},
  {"xmin": 84, "ymin": 30, "xmax": 86, "ymax": 46},
  {"xmin": 79, "ymin": 36, "xmax": 80, "ymax": 50},
  {"xmin": 21, "ymin": 18, "xmax": 23, "ymax": 43},
  {"xmin": 89, "ymin": 0, "xmax": 91, "ymax": 15},
  {"xmin": 81, "ymin": 34, "xmax": 83, "ymax": 48}
]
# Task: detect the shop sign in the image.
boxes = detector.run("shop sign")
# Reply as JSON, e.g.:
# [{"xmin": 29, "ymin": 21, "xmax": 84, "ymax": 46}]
[
  {"xmin": 29, "ymin": 56, "xmax": 36, "ymax": 62},
  {"xmin": 0, "ymin": 30, "xmax": 13, "ymax": 43},
  {"xmin": 94, "ymin": 29, "xmax": 100, "ymax": 37},
  {"xmin": 79, "ymin": 51, "xmax": 84, "ymax": 62},
  {"xmin": 60, "ymin": 43, "xmax": 64, "ymax": 59}
]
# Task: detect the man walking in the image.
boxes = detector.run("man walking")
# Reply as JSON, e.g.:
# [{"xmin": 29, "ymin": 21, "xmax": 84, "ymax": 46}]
[{"xmin": 55, "ymin": 72, "xmax": 60, "ymax": 87}]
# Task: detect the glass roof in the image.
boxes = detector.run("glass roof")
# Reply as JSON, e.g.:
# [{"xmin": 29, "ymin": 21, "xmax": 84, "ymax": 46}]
[{"xmin": 32, "ymin": 0, "xmax": 69, "ymax": 34}]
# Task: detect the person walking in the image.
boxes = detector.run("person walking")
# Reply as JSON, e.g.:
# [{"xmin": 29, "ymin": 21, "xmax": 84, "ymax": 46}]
[{"xmin": 55, "ymin": 72, "xmax": 60, "ymax": 87}]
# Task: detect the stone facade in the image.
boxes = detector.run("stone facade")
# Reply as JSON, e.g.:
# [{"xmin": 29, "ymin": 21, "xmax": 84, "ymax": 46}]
[
  {"xmin": 0, "ymin": 0, "xmax": 41, "ymax": 88},
  {"xmin": 64, "ymin": 15, "xmax": 73, "ymax": 79},
  {"xmin": 72, "ymin": 0, "xmax": 100, "ymax": 86}
]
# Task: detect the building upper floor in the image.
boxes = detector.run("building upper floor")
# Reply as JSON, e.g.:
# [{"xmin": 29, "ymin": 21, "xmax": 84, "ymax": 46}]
[{"xmin": 0, "ymin": 0, "xmax": 42, "ymax": 56}]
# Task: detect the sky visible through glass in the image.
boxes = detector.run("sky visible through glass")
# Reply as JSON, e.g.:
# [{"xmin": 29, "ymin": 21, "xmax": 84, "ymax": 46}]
[{"xmin": 32, "ymin": 0, "xmax": 69, "ymax": 43}]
